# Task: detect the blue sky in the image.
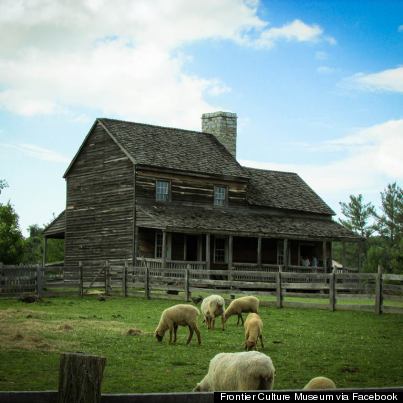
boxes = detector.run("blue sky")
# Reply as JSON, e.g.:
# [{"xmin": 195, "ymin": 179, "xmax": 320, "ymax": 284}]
[{"xmin": 0, "ymin": 0, "xmax": 402, "ymax": 236}]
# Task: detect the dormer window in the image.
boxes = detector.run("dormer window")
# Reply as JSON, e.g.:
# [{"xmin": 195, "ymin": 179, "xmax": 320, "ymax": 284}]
[
  {"xmin": 214, "ymin": 185, "xmax": 227, "ymax": 207},
  {"xmin": 156, "ymin": 180, "xmax": 170, "ymax": 202}
]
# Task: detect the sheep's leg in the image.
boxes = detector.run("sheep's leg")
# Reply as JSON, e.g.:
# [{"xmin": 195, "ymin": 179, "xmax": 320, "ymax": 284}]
[
  {"xmin": 186, "ymin": 325, "xmax": 194, "ymax": 344},
  {"xmin": 211, "ymin": 317, "xmax": 215, "ymax": 330},
  {"xmin": 173, "ymin": 324, "xmax": 178, "ymax": 343},
  {"xmin": 194, "ymin": 324, "xmax": 201, "ymax": 345},
  {"xmin": 221, "ymin": 315, "xmax": 225, "ymax": 331},
  {"xmin": 260, "ymin": 334, "xmax": 264, "ymax": 349},
  {"xmin": 237, "ymin": 314, "xmax": 244, "ymax": 326}
]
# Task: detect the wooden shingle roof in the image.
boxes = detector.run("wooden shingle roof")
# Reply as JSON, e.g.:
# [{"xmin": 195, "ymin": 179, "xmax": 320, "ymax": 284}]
[
  {"xmin": 98, "ymin": 118, "xmax": 247, "ymax": 179},
  {"xmin": 136, "ymin": 204, "xmax": 357, "ymax": 241},
  {"xmin": 245, "ymin": 167, "xmax": 335, "ymax": 215},
  {"xmin": 43, "ymin": 210, "xmax": 65, "ymax": 238}
]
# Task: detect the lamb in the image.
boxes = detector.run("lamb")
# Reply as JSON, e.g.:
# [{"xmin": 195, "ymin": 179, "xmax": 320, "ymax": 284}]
[
  {"xmin": 244, "ymin": 313, "xmax": 264, "ymax": 351},
  {"xmin": 223, "ymin": 296, "xmax": 259, "ymax": 326},
  {"xmin": 193, "ymin": 351, "xmax": 275, "ymax": 391},
  {"xmin": 304, "ymin": 376, "xmax": 336, "ymax": 390},
  {"xmin": 154, "ymin": 304, "xmax": 201, "ymax": 345},
  {"xmin": 201, "ymin": 294, "xmax": 226, "ymax": 330}
]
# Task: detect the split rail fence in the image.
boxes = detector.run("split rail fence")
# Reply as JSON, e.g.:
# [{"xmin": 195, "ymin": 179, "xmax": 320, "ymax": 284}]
[{"xmin": 1, "ymin": 261, "xmax": 402, "ymax": 315}]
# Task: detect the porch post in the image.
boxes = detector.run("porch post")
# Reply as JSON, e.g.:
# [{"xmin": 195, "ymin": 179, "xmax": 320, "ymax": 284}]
[
  {"xmin": 322, "ymin": 240, "xmax": 327, "ymax": 271},
  {"xmin": 206, "ymin": 234, "xmax": 211, "ymax": 270},
  {"xmin": 257, "ymin": 236, "xmax": 262, "ymax": 268},
  {"xmin": 283, "ymin": 238, "xmax": 288, "ymax": 270},
  {"xmin": 197, "ymin": 235, "xmax": 203, "ymax": 261},
  {"xmin": 329, "ymin": 241, "xmax": 333, "ymax": 271},
  {"xmin": 162, "ymin": 230, "xmax": 167, "ymax": 268},
  {"xmin": 43, "ymin": 236, "xmax": 48, "ymax": 266},
  {"xmin": 228, "ymin": 235, "xmax": 233, "ymax": 270},
  {"xmin": 341, "ymin": 241, "xmax": 346, "ymax": 268},
  {"xmin": 134, "ymin": 226, "xmax": 139, "ymax": 266}
]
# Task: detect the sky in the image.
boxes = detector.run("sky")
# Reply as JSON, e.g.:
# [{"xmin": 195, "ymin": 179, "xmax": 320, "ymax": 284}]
[{"xmin": 0, "ymin": 0, "xmax": 402, "ymax": 236}]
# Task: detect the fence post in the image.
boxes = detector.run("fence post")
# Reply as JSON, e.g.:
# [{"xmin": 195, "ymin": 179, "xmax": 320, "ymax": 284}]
[
  {"xmin": 329, "ymin": 269, "xmax": 336, "ymax": 312},
  {"xmin": 58, "ymin": 352, "xmax": 106, "ymax": 403},
  {"xmin": 122, "ymin": 260, "xmax": 128, "ymax": 297},
  {"xmin": 36, "ymin": 264, "xmax": 43, "ymax": 298},
  {"xmin": 184, "ymin": 269, "xmax": 190, "ymax": 302},
  {"xmin": 145, "ymin": 267, "xmax": 150, "ymax": 299},
  {"xmin": 375, "ymin": 265, "xmax": 383, "ymax": 315},
  {"xmin": 104, "ymin": 261, "xmax": 110, "ymax": 296},
  {"xmin": 276, "ymin": 267, "xmax": 283, "ymax": 308},
  {"xmin": 79, "ymin": 261, "xmax": 83, "ymax": 297}
]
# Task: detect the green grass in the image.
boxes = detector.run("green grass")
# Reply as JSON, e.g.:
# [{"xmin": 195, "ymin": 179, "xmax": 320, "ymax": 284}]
[{"xmin": 0, "ymin": 295, "xmax": 402, "ymax": 393}]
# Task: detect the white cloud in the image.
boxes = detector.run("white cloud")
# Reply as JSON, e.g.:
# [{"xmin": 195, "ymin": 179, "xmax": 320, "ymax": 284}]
[
  {"xmin": 0, "ymin": 1, "xmax": 335, "ymax": 127},
  {"xmin": 346, "ymin": 66, "xmax": 403, "ymax": 93},
  {"xmin": 255, "ymin": 19, "xmax": 326, "ymax": 48},
  {"xmin": 0, "ymin": 143, "xmax": 70, "ymax": 163},
  {"xmin": 240, "ymin": 119, "xmax": 403, "ymax": 213},
  {"xmin": 398, "ymin": 25, "xmax": 403, "ymax": 32},
  {"xmin": 315, "ymin": 51, "xmax": 328, "ymax": 60}
]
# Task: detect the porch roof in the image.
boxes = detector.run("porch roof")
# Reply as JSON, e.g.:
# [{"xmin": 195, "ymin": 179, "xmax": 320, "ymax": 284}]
[
  {"xmin": 43, "ymin": 210, "xmax": 65, "ymax": 238},
  {"xmin": 136, "ymin": 205, "xmax": 359, "ymax": 241}
]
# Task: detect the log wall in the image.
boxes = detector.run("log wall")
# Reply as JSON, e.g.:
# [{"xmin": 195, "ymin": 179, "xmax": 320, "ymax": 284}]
[{"xmin": 65, "ymin": 123, "xmax": 134, "ymax": 275}]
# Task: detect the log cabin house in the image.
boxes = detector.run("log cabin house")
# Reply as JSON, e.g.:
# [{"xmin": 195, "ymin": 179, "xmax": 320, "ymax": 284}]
[{"xmin": 44, "ymin": 111, "xmax": 358, "ymax": 280}]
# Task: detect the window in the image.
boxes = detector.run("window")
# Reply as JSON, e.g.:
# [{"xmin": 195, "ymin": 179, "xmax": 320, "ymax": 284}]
[
  {"xmin": 155, "ymin": 231, "xmax": 163, "ymax": 258},
  {"xmin": 214, "ymin": 237, "xmax": 226, "ymax": 263},
  {"xmin": 156, "ymin": 180, "xmax": 169, "ymax": 202},
  {"xmin": 214, "ymin": 185, "xmax": 227, "ymax": 207}
]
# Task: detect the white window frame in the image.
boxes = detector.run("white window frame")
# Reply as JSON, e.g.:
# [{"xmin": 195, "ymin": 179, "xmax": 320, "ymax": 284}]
[
  {"xmin": 214, "ymin": 185, "xmax": 227, "ymax": 207},
  {"xmin": 156, "ymin": 180, "xmax": 170, "ymax": 202}
]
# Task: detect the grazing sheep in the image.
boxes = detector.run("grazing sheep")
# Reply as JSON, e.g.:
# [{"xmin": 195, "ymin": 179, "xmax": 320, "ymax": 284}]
[
  {"xmin": 304, "ymin": 376, "xmax": 336, "ymax": 390},
  {"xmin": 201, "ymin": 295, "xmax": 226, "ymax": 330},
  {"xmin": 193, "ymin": 351, "xmax": 275, "ymax": 391},
  {"xmin": 244, "ymin": 313, "xmax": 264, "ymax": 351},
  {"xmin": 155, "ymin": 304, "xmax": 201, "ymax": 345},
  {"xmin": 223, "ymin": 296, "xmax": 259, "ymax": 326}
]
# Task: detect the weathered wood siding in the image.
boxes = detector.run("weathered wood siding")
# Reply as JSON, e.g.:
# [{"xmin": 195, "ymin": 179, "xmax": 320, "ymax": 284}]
[
  {"xmin": 136, "ymin": 169, "xmax": 248, "ymax": 207},
  {"xmin": 65, "ymin": 123, "xmax": 134, "ymax": 275}
]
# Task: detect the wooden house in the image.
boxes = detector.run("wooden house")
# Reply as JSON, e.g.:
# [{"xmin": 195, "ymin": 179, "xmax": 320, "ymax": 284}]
[{"xmin": 44, "ymin": 112, "xmax": 358, "ymax": 278}]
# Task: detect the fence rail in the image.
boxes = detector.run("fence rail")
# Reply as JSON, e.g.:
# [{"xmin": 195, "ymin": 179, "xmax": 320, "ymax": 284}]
[{"xmin": 1, "ymin": 262, "xmax": 402, "ymax": 315}]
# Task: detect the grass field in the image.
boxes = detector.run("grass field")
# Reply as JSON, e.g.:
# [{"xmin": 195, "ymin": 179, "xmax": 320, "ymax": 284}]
[{"xmin": 0, "ymin": 295, "xmax": 402, "ymax": 393}]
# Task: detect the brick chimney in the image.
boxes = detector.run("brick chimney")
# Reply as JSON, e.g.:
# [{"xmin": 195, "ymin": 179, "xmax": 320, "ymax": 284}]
[{"xmin": 201, "ymin": 111, "xmax": 237, "ymax": 158}]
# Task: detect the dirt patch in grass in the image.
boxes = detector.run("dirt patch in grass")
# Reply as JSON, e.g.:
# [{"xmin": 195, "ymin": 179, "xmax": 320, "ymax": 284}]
[{"xmin": 127, "ymin": 328, "xmax": 143, "ymax": 336}]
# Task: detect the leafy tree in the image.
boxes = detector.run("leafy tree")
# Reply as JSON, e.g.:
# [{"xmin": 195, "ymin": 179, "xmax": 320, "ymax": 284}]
[
  {"xmin": 22, "ymin": 224, "xmax": 44, "ymax": 264},
  {"xmin": 0, "ymin": 202, "xmax": 24, "ymax": 264},
  {"xmin": 0, "ymin": 179, "xmax": 8, "ymax": 194},
  {"xmin": 373, "ymin": 183, "xmax": 403, "ymax": 244},
  {"xmin": 339, "ymin": 194, "xmax": 375, "ymax": 238}
]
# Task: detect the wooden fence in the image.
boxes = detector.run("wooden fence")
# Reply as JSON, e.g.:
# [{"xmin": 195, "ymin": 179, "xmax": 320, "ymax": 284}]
[{"xmin": 1, "ymin": 261, "xmax": 402, "ymax": 315}]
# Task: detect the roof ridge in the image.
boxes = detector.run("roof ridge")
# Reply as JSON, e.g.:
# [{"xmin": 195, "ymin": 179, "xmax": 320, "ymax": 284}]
[
  {"xmin": 98, "ymin": 117, "xmax": 205, "ymax": 137},
  {"xmin": 243, "ymin": 166, "xmax": 299, "ymax": 176}
]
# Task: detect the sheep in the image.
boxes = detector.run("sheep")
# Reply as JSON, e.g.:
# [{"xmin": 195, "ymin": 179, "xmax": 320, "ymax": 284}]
[
  {"xmin": 154, "ymin": 304, "xmax": 201, "ymax": 345},
  {"xmin": 304, "ymin": 376, "xmax": 336, "ymax": 390},
  {"xmin": 223, "ymin": 296, "xmax": 259, "ymax": 326},
  {"xmin": 244, "ymin": 313, "xmax": 264, "ymax": 351},
  {"xmin": 193, "ymin": 351, "xmax": 275, "ymax": 391},
  {"xmin": 201, "ymin": 294, "xmax": 226, "ymax": 331}
]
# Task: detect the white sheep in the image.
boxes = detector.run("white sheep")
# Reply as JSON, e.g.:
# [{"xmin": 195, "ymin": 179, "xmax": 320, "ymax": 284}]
[
  {"xmin": 155, "ymin": 304, "xmax": 201, "ymax": 345},
  {"xmin": 193, "ymin": 351, "xmax": 275, "ymax": 391},
  {"xmin": 201, "ymin": 294, "xmax": 226, "ymax": 331},
  {"xmin": 244, "ymin": 313, "xmax": 264, "ymax": 351},
  {"xmin": 223, "ymin": 296, "xmax": 259, "ymax": 326},
  {"xmin": 304, "ymin": 376, "xmax": 336, "ymax": 390}
]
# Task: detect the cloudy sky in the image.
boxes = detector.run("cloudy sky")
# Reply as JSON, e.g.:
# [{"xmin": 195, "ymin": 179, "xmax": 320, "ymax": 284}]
[{"xmin": 0, "ymin": 0, "xmax": 402, "ymax": 235}]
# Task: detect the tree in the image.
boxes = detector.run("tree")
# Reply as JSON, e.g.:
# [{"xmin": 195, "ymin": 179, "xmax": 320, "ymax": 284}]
[
  {"xmin": 0, "ymin": 179, "xmax": 8, "ymax": 194},
  {"xmin": 22, "ymin": 224, "xmax": 44, "ymax": 264},
  {"xmin": 339, "ymin": 194, "xmax": 375, "ymax": 238},
  {"xmin": 0, "ymin": 202, "xmax": 24, "ymax": 264},
  {"xmin": 374, "ymin": 183, "xmax": 403, "ymax": 244}
]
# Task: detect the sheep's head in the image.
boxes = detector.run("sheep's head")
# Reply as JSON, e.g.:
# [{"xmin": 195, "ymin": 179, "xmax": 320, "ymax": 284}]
[
  {"xmin": 155, "ymin": 330, "xmax": 164, "ymax": 342},
  {"xmin": 245, "ymin": 340, "xmax": 256, "ymax": 351}
]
